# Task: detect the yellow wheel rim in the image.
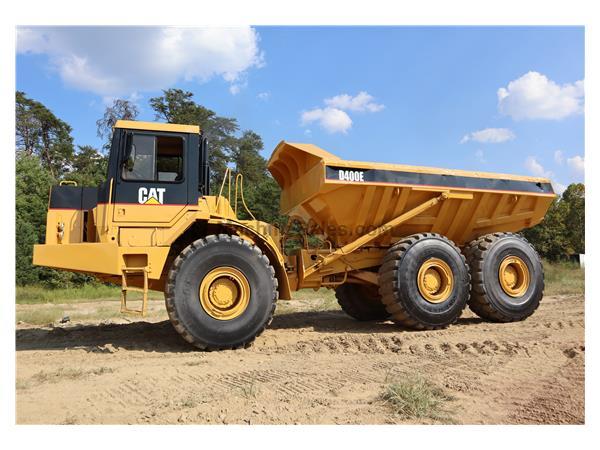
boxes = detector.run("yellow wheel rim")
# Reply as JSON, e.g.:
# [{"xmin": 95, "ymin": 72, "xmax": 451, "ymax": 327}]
[
  {"xmin": 498, "ymin": 256, "xmax": 530, "ymax": 297},
  {"xmin": 417, "ymin": 258, "xmax": 454, "ymax": 304},
  {"xmin": 199, "ymin": 267, "xmax": 250, "ymax": 320}
]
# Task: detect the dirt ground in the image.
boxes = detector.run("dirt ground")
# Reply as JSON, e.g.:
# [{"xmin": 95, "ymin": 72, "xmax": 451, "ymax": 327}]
[{"xmin": 15, "ymin": 294, "xmax": 584, "ymax": 425}]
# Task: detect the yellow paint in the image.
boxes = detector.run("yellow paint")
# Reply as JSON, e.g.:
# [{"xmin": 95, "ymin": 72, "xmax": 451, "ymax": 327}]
[
  {"xmin": 114, "ymin": 120, "xmax": 200, "ymax": 134},
  {"xmin": 498, "ymin": 255, "xmax": 530, "ymax": 297},
  {"xmin": 33, "ymin": 242, "xmax": 170, "ymax": 280},
  {"xmin": 267, "ymin": 141, "xmax": 555, "ymax": 247},
  {"xmin": 417, "ymin": 258, "xmax": 454, "ymax": 303},
  {"xmin": 199, "ymin": 267, "xmax": 250, "ymax": 320},
  {"xmin": 113, "ymin": 203, "xmax": 186, "ymax": 223}
]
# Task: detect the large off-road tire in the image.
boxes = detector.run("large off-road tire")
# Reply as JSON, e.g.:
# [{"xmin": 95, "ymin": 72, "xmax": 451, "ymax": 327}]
[
  {"xmin": 465, "ymin": 232, "xmax": 543, "ymax": 322},
  {"xmin": 378, "ymin": 233, "xmax": 470, "ymax": 330},
  {"xmin": 165, "ymin": 234, "xmax": 278, "ymax": 350},
  {"xmin": 335, "ymin": 283, "xmax": 390, "ymax": 321}
]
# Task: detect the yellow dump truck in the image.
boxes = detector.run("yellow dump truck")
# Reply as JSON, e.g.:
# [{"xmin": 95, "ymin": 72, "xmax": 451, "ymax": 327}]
[{"xmin": 33, "ymin": 120, "xmax": 556, "ymax": 350}]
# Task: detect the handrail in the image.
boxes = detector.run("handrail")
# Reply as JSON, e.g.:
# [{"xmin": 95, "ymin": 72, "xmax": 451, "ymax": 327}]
[
  {"xmin": 215, "ymin": 167, "xmax": 231, "ymax": 210},
  {"xmin": 215, "ymin": 168, "xmax": 255, "ymax": 220},
  {"xmin": 234, "ymin": 173, "xmax": 255, "ymax": 220},
  {"xmin": 59, "ymin": 180, "xmax": 78, "ymax": 186}
]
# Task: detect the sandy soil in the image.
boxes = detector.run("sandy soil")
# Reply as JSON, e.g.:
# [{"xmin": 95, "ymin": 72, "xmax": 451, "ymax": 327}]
[{"xmin": 16, "ymin": 294, "xmax": 584, "ymax": 424}]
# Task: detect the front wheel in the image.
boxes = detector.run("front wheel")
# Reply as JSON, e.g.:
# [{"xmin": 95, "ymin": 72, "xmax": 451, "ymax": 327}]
[{"xmin": 165, "ymin": 234, "xmax": 278, "ymax": 350}]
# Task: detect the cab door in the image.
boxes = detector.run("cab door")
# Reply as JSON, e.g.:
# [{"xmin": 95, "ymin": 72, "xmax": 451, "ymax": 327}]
[{"xmin": 112, "ymin": 131, "xmax": 189, "ymax": 223}]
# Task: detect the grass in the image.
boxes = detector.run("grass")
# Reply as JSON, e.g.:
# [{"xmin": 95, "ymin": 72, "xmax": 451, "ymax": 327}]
[
  {"xmin": 16, "ymin": 284, "xmax": 163, "ymax": 304},
  {"xmin": 16, "ymin": 306, "xmax": 66, "ymax": 325},
  {"xmin": 31, "ymin": 366, "xmax": 114, "ymax": 384},
  {"xmin": 543, "ymin": 260, "xmax": 585, "ymax": 296},
  {"xmin": 16, "ymin": 379, "xmax": 31, "ymax": 390},
  {"xmin": 381, "ymin": 374, "xmax": 455, "ymax": 423},
  {"xmin": 238, "ymin": 378, "xmax": 259, "ymax": 399},
  {"xmin": 274, "ymin": 288, "xmax": 339, "ymax": 315}
]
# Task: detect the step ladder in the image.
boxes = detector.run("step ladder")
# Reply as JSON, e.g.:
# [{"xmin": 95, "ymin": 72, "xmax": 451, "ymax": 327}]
[{"xmin": 120, "ymin": 266, "xmax": 149, "ymax": 316}]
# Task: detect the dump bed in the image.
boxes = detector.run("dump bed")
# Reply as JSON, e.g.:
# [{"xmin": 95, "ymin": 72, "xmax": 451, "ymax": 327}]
[{"xmin": 267, "ymin": 142, "xmax": 555, "ymax": 247}]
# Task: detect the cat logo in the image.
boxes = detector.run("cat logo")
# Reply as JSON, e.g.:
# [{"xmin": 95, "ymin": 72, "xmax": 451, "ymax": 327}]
[{"xmin": 138, "ymin": 187, "xmax": 166, "ymax": 205}]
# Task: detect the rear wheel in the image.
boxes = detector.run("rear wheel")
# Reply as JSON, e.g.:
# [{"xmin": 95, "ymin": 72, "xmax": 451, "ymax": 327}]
[
  {"xmin": 378, "ymin": 233, "xmax": 470, "ymax": 330},
  {"xmin": 165, "ymin": 234, "xmax": 278, "ymax": 350},
  {"xmin": 335, "ymin": 283, "xmax": 390, "ymax": 321},
  {"xmin": 465, "ymin": 232, "xmax": 543, "ymax": 322}
]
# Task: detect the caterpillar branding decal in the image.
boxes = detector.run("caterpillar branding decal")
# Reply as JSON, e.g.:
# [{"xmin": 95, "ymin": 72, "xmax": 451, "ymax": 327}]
[
  {"xmin": 138, "ymin": 187, "xmax": 166, "ymax": 205},
  {"xmin": 325, "ymin": 166, "xmax": 554, "ymax": 194}
]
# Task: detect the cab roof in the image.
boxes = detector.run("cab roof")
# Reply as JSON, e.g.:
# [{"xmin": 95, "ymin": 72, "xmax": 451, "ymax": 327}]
[{"xmin": 114, "ymin": 120, "xmax": 200, "ymax": 134}]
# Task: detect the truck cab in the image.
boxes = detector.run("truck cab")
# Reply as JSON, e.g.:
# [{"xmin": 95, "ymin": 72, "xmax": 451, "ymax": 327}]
[{"xmin": 33, "ymin": 120, "xmax": 289, "ymax": 301}]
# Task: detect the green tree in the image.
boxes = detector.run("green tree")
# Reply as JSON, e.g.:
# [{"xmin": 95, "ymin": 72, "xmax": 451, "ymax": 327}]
[
  {"xmin": 230, "ymin": 130, "xmax": 282, "ymax": 223},
  {"xmin": 561, "ymin": 183, "xmax": 585, "ymax": 254},
  {"xmin": 15, "ymin": 91, "xmax": 74, "ymax": 177},
  {"xmin": 149, "ymin": 89, "xmax": 237, "ymax": 189},
  {"xmin": 68, "ymin": 145, "xmax": 108, "ymax": 186},
  {"xmin": 96, "ymin": 98, "xmax": 139, "ymax": 150},
  {"xmin": 231, "ymin": 131, "xmax": 268, "ymax": 185},
  {"xmin": 15, "ymin": 153, "xmax": 54, "ymax": 284},
  {"xmin": 521, "ymin": 183, "xmax": 585, "ymax": 260}
]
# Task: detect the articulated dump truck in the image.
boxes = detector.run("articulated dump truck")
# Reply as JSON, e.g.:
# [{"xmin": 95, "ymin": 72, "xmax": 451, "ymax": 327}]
[{"xmin": 33, "ymin": 120, "xmax": 556, "ymax": 350}]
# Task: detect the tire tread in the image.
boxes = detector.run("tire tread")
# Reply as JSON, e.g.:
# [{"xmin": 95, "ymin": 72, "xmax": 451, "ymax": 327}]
[
  {"xmin": 377, "ymin": 233, "xmax": 470, "ymax": 330},
  {"xmin": 164, "ymin": 234, "xmax": 278, "ymax": 350},
  {"xmin": 464, "ymin": 232, "xmax": 543, "ymax": 322}
]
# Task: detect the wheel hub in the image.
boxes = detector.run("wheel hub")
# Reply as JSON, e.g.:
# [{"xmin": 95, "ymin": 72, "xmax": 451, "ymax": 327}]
[
  {"xmin": 199, "ymin": 267, "xmax": 250, "ymax": 320},
  {"xmin": 417, "ymin": 258, "xmax": 454, "ymax": 304},
  {"xmin": 498, "ymin": 256, "xmax": 530, "ymax": 297}
]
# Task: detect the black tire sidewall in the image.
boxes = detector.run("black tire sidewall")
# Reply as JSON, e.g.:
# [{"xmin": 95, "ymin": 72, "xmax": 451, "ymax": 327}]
[
  {"xmin": 480, "ymin": 237, "xmax": 543, "ymax": 319},
  {"xmin": 396, "ymin": 238, "xmax": 469, "ymax": 327},
  {"xmin": 172, "ymin": 239, "xmax": 275, "ymax": 348},
  {"xmin": 336, "ymin": 283, "xmax": 389, "ymax": 320}
]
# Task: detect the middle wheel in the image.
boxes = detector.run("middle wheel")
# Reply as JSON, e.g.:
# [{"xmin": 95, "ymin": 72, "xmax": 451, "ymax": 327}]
[
  {"xmin": 378, "ymin": 233, "xmax": 470, "ymax": 330},
  {"xmin": 335, "ymin": 283, "xmax": 390, "ymax": 321}
]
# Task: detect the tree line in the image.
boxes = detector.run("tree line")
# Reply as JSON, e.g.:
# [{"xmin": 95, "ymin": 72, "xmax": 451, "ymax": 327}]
[{"xmin": 15, "ymin": 90, "xmax": 584, "ymax": 287}]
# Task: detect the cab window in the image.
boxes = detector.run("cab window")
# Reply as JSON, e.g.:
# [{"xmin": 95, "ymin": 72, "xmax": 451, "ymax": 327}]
[{"xmin": 122, "ymin": 134, "xmax": 184, "ymax": 182}]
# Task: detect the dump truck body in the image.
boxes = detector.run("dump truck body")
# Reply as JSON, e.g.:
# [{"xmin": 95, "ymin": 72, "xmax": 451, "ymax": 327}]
[
  {"xmin": 267, "ymin": 141, "xmax": 554, "ymax": 292},
  {"xmin": 268, "ymin": 141, "xmax": 555, "ymax": 247}
]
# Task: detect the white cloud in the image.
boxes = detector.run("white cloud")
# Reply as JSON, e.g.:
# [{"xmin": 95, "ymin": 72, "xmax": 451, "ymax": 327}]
[
  {"xmin": 474, "ymin": 149, "xmax": 486, "ymax": 163},
  {"xmin": 497, "ymin": 71, "xmax": 584, "ymax": 120},
  {"xmin": 460, "ymin": 128, "xmax": 515, "ymax": 144},
  {"xmin": 566, "ymin": 155, "xmax": 585, "ymax": 177},
  {"xmin": 525, "ymin": 156, "xmax": 552, "ymax": 178},
  {"xmin": 300, "ymin": 91, "xmax": 383, "ymax": 134},
  {"xmin": 257, "ymin": 92, "xmax": 270, "ymax": 101},
  {"xmin": 552, "ymin": 182, "xmax": 567, "ymax": 195},
  {"xmin": 324, "ymin": 91, "xmax": 384, "ymax": 113},
  {"xmin": 229, "ymin": 80, "xmax": 248, "ymax": 95},
  {"xmin": 17, "ymin": 26, "xmax": 264, "ymax": 97},
  {"xmin": 301, "ymin": 107, "xmax": 352, "ymax": 134},
  {"xmin": 554, "ymin": 150, "xmax": 565, "ymax": 165}
]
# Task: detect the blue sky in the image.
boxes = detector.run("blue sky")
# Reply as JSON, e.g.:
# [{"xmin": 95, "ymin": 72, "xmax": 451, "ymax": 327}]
[{"xmin": 16, "ymin": 26, "xmax": 584, "ymax": 192}]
